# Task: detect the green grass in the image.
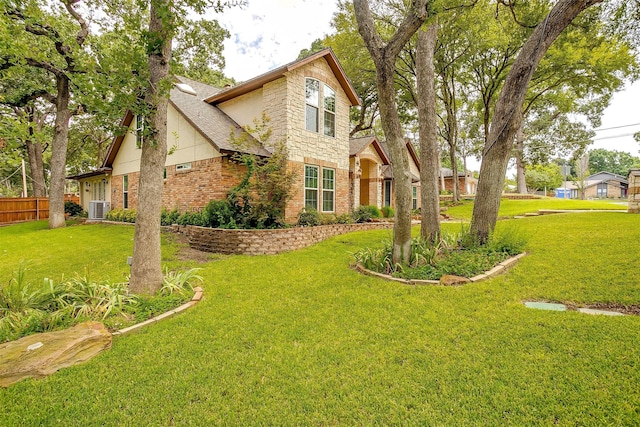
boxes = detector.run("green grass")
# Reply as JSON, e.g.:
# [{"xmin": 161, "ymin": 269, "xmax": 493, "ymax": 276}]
[
  {"xmin": 1, "ymin": 214, "xmax": 640, "ymax": 425},
  {"xmin": 445, "ymin": 197, "xmax": 625, "ymax": 220}
]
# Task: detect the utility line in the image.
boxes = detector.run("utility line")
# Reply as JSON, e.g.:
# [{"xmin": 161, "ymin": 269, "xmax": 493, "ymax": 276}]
[{"xmin": 593, "ymin": 122, "xmax": 640, "ymax": 132}]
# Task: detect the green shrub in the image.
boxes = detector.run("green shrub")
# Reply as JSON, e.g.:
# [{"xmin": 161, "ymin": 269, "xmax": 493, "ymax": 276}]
[
  {"xmin": 381, "ymin": 206, "xmax": 395, "ymax": 218},
  {"xmin": 297, "ymin": 208, "xmax": 321, "ymax": 227},
  {"xmin": 353, "ymin": 205, "xmax": 382, "ymax": 223},
  {"xmin": 335, "ymin": 213, "xmax": 354, "ymax": 224},
  {"xmin": 64, "ymin": 201, "xmax": 84, "ymax": 217},
  {"xmin": 177, "ymin": 210, "xmax": 207, "ymax": 227},
  {"xmin": 319, "ymin": 213, "xmax": 337, "ymax": 225},
  {"xmin": 105, "ymin": 208, "xmax": 136, "ymax": 223},
  {"xmin": 161, "ymin": 208, "xmax": 180, "ymax": 226},
  {"xmin": 353, "ymin": 227, "xmax": 528, "ymax": 280},
  {"xmin": 203, "ymin": 199, "xmax": 237, "ymax": 228}
]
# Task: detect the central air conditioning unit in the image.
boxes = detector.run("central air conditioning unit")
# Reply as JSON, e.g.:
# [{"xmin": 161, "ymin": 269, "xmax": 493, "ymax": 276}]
[{"xmin": 89, "ymin": 201, "xmax": 110, "ymax": 220}]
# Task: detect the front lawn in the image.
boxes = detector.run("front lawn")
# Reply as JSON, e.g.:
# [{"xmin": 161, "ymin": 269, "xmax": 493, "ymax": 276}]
[
  {"xmin": 444, "ymin": 197, "xmax": 625, "ymax": 220},
  {"xmin": 1, "ymin": 213, "xmax": 640, "ymax": 425}
]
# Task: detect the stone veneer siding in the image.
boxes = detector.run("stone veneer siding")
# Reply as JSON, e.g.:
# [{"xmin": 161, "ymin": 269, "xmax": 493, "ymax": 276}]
[{"xmin": 173, "ymin": 222, "xmax": 394, "ymax": 255}]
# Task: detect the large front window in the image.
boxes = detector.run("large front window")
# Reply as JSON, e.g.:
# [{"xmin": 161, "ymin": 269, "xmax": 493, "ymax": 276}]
[
  {"xmin": 305, "ymin": 165, "xmax": 336, "ymax": 212},
  {"xmin": 597, "ymin": 183, "xmax": 607, "ymax": 198},
  {"xmin": 322, "ymin": 168, "xmax": 335, "ymax": 212},
  {"xmin": 304, "ymin": 165, "xmax": 318, "ymax": 209}
]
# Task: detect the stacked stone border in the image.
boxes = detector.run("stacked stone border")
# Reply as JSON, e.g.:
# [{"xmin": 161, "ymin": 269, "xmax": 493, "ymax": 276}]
[
  {"xmin": 355, "ymin": 252, "xmax": 527, "ymax": 286},
  {"xmin": 171, "ymin": 222, "xmax": 395, "ymax": 255},
  {"xmin": 113, "ymin": 286, "xmax": 204, "ymax": 336}
]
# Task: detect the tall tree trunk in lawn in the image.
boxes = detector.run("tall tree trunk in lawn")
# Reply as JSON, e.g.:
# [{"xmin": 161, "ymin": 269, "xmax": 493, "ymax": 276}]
[
  {"xmin": 470, "ymin": 0, "xmax": 603, "ymax": 242},
  {"xmin": 48, "ymin": 75, "xmax": 71, "ymax": 229},
  {"xmin": 417, "ymin": 21, "xmax": 440, "ymax": 243},
  {"xmin": 129, "ymin": 0, "xmax": 172, "ymax": 294},
  {"xmin": 353, "ymin": 0, "xmax": 429, "ymax": 264},
  {"xmin": 515, "ymin": 125, "xmax": 527, "ymax": 194}
]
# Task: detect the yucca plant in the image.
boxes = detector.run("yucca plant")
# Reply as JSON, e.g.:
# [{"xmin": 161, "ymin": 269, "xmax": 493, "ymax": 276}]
[{"xmin": 160, "ymin": 267, "xmax": 203, "ymax": 296}]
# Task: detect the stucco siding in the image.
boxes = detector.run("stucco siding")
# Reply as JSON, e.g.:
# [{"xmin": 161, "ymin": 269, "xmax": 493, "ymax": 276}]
[
  {"xmin": 112, "ymin": 105, "xmax": 221, "ymax": 177},
  {"xmin": 217, "ymin": 88, "xmax": 265, "ymax": 130}
]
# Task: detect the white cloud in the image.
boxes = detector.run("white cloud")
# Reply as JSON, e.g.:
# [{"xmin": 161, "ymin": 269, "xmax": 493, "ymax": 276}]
[{"xmin": 217, "ymin": 0, "xmax": 338, "ymax": 81}]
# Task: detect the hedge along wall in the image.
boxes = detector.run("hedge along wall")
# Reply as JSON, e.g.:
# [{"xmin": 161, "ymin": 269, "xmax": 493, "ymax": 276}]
[{"xmin": 172, "ymin": 222, "xmax": 394, "ymax": 255}]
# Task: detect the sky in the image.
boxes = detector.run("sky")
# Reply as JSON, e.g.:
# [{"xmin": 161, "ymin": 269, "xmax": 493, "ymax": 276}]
[{"xmin": 215, "ymin": 0, "xmax": 640, "ymax": 171}]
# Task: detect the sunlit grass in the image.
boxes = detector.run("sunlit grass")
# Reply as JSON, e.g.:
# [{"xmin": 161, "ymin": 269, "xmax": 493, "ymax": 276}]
[
  {"xmin": 1, "ymin": 213, "xmax": 639, "ymax": 425},
  {"xmin": 445, "ymin": 197, "xmax": 625, "ymax": 220}
]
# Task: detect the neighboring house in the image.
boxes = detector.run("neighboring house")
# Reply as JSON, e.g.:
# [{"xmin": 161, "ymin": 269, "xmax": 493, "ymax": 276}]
[
  {"xmin": 556, "ymin": 171, "xmax": 629, "ymax": 199},
  {"xmin": 439, "ymin": 167, "xmax": 477, "ymax": 195},
  {"xmin": 349, "ymin": 136, "xmax": 422, "ymax": 210},
  {"xmin": 68, "ymin": 49, "xmax": 361, "ymax": 221}
]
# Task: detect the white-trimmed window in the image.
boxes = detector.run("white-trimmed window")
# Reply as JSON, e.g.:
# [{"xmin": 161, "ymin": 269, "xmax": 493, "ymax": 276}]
[
  {"xmin": 304, "ymin": 165, "xmax": 319, "ymax": 209},
  {"xmin": 322, "ymin": 167, "xmax": 335, "ymax": 212},
  {"xmin": 412, "ymin": 186, "xmax": 418, "ymax": 210},
  {"xmin": 323, "ymin": 85, "xmax": 336, "ymax": 137},
  {"xmin": 305, "ymin": 165, "xmax": 336, "ymax": 212},
  {"xmin": 176, "ymin": 162, "xmax": 192, "ymax": 171},
  {"xmin": 136, "ymin": 115, "xmax": 144, "ymax": 146},
  {"xmin": 123, "ymin": 175, "xmax": 129, "ymax": 209},
  {"xmin": 384, "ymin": 180, "xmax": 392, "ymax": 207},
  {"xmin": 305, "ymin": 78, "xmax": 336, "ymax": 137},
  {"xmin": 305, "ymin": 79, "xmax": 319, "ymax": 132}
]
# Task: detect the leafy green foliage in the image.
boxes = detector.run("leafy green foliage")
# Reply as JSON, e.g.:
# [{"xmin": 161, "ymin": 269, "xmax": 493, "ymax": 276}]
[
  {"xmin": 588, "ymin": 148, "xmax": 640, "ymax": 177},
  {"xmin": 161, "ymin": 208, "xmax": 180, "ymax": 226},
  {"xmin": 297, "ymin": 208, "xmax": 321, "ymax": 227},
  {"xmin": 106, "ymin": 208, "xmax": 137, "ymax": 223},
  {"xmin": 381, "ymin": 206, "xmax": 395, "ymax": 218},
  {"xmin": 226, "ymin": 114, "xmax": 297, "ymax": 229},
  {"xmin": 176, "ymin": 210, "xmax": 207, "ymax": 227},
  {"xmin": 0, "ymin": 263, "xmax": 202, "ymax": 342},
  {"xmin": 525, "ymin": 163, "xmax": 563, "ymax": 192},
  {"xmin": 64, "ymin": 201, "xmax": 84, "ymax": 217},
  {"xmin": 353, "ymin": 205, "xmax": 382, "ymax": 223},
  {"xmin": 354, "ymin": 225, "xmax": 527, "ymax": 280}
]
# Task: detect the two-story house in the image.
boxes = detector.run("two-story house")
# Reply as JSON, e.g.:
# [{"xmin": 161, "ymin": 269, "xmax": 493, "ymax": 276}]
[{"xmin": 69, "ymin": 49, "xmax": 360, "ymax": 222}]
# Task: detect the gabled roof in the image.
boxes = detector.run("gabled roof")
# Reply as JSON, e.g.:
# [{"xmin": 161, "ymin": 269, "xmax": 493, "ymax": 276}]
[
  {"xmin": 440, "ymin": 167, "xmax": 475, "ymax": 178},
  {"xmin": 379, "ymin": 140, "xmax": 421, "ymax": 172},
  {"xmin": 349, "ymin": 135, "xmax": 390, "ymax": 164},
  {"xmin": 587, "ymin": 171, "xmax": 628, "ymax": 184},
  {"xmin": 101, "ymin": 76, "xmax": 268, "ymax": 169},
  {"xmin": 204, "ymin": 48, "xmax": 361, "ymax": 106}
]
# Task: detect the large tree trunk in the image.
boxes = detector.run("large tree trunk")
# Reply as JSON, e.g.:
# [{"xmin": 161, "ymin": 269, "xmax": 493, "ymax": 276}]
[
  {"xmin": 417, "ymin": 22, "xmax": 439, "ymax": 243},
  {"xmin": 515, "ymin": 126, "xmax": 527, "ymax": 194},
  {"xmin": 129, "ymin": 0, "xmax": 172, "ymax": 294},
  {"xmin": 353, "ymin": 0, "xmax": 428, "ymax": 264},
  {"xmin": 48, "ymin": 75, "xmax": 71, "ymax": 229},
  {"xmin": 471, "ymin": 0, "xmax": 603, "ymax": 242},
  {"xmin": 26, "ymin": 107, "xmax": 47, "ymax": 197}
]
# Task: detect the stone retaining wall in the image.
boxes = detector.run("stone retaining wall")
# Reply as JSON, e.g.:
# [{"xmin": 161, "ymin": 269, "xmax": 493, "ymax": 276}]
[{"xmin": 172, "ymin": 222, "xmax": 394, "ymax": 255}]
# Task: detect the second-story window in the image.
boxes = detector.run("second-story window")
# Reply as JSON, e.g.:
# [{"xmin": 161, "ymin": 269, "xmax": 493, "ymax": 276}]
[
  {"xmin": 305, "ymin": 79, "xmax": 319, "ymax": 132},
  {"xmin": 305, "ymin": 78, "xmax": 336, "ymax": 137},
  {"xmin": 136, "ymin": 114, "xmax": 145, "ymax": 146},
  {"xmin": 323, "ymin": 85, "xmax": 335, "ymax": 137}
]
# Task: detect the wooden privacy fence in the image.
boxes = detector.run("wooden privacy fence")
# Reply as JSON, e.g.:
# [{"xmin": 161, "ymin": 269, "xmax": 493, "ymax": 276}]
[{"xmin": 0, "ymin": 198, "xmax": 50, "ymax": 224}]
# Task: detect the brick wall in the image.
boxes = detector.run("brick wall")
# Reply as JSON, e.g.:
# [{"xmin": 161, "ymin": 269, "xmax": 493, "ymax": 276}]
[
  {"xmin": 111, "ymin": 157, "xmax": 246, "ymax": 211},
  {"xmin": 173, "ymin": 221, "xmax": 394, "ymax": 255}
]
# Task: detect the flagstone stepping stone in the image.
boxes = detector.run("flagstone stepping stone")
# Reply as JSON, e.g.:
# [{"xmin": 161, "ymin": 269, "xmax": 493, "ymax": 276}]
[
  {"xmin": 0, "ymin": 321, "xmax": 111, "ymax": 388},
  {"xmin": 524, "ymin": 301, "xmax": 567, "ymax": 311}
]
